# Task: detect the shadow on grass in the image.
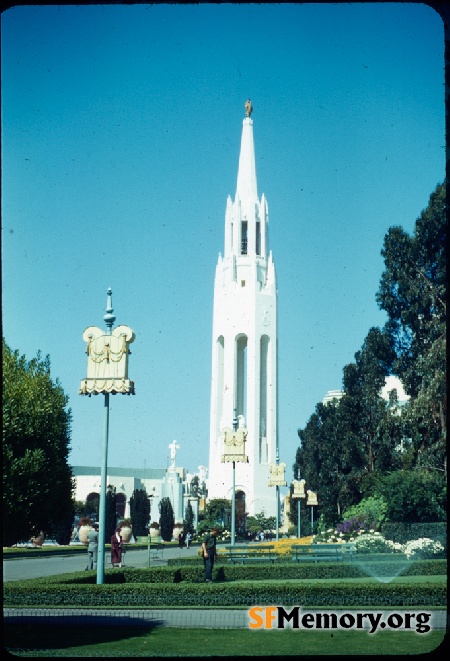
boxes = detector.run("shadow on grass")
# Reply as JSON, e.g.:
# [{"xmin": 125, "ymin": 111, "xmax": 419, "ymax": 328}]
[{"xmin": 4, "ymin": 616, "xmax": 163, "ymax": 652}]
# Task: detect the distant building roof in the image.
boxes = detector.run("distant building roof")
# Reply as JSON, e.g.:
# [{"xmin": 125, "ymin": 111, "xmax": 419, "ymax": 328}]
[
  {"xmin": 71, "ymin": 466, "xmax": 166, "ymax": 479},
  {"xmin": 322, "ymin": 390, "xmax": 345, "ymax": 405}
]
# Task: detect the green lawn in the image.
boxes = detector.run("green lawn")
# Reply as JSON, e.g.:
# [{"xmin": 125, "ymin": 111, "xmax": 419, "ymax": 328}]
[{"xmin": 4, "ymin": 625, "xmax": 446, "ymax": 657}]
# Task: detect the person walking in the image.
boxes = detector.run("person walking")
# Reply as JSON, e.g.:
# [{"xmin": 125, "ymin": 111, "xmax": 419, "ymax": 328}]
[
  {"xmin": 185, "ymin": 532, "xmax": 192, "ymax": 548},
  {"xmin": 111, "ymin": 528, "xmax": 123, "ymax": 568},
  {"xmin": 85, "ymin": 523, "xmax": 99, "ymax": 570},
  {"xmin": 178, "ymin": 531, "xmax": 185, "ymax": 549},
  {"xmin": 201, "ymin": 526, "xmax": 219, "ymax": 582}
]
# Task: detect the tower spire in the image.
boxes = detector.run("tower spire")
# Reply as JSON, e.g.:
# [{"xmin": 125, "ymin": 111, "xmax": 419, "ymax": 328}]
[{"xmin": 236, "ymin": 100, "xmax": 258, "ymax": 206}]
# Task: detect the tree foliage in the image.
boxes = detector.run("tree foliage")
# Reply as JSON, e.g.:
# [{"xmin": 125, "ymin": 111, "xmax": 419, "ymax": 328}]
[
  {"xmin": 204, "ymin": 498, "xmax": 231, "ymax": 527},
  {"xmin": 130, "ymin": 488, "xmax": 151, "ymax": 537},
  {"xmin": 294, "ymin": 182, "xmax": 446, "ymax": 527},
  {"xmin": 373, "ymin": 470, "xmax": 446, "ymax": 523},
  {"xmin": 376, "ymin": 181, "xmax": 446, "ymax": 470},
  {"xmin": 183, "ymin": 500, "xmax": 195, "ymax": 535},
  {"xmin": 158, "ymin": 497, "xmax": 175, "ymax": 541},
  {"xmin": 2, "ymin": 339, "xmax": 74, "ymax": 546}
]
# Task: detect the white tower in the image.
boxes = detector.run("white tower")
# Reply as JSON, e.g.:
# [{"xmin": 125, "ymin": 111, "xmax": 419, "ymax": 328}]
[{"xmin": 207, "ymin": 102, "xmax": 278, "ymax": 517}]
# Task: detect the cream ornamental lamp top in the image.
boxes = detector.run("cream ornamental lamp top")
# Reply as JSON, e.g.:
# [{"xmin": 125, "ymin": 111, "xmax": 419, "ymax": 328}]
[
  {"xmin": 268, "ymin": 461, "xmax": 287, "ymax": 487},
  {"xmin": 307, "ymin": 490, "xmax": 318, "ymax": 506},
  {"xmin": 292, "ymin": 478, "xmax": 306, "ymax": 498},
  {"xmin": 79, "ymin": 288, "xmax": 135, "ymax": 395},
  {"xmin": 221, "ymin": 426, "xmax": 248, "ymax": 463}
]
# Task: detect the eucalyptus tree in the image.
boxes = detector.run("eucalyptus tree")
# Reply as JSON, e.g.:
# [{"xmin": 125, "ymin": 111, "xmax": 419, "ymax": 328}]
[{"xmin": 377, "ymin": 182, "xmax": 446, "ymax": 471}]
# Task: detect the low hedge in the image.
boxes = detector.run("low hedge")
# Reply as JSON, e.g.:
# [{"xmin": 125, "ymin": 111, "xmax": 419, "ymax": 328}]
[
  {"xmin": 162, "ymin": 559, "xmax": 446, "ymax": 581},
  {"xmin": 4, "ymin": 579, "xmax": 446, "ymax": 608}
]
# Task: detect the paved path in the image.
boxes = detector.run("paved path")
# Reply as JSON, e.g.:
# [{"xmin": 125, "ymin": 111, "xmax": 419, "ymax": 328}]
[{"xmin": 3, "ymin": 544, "xmax": 201, "ymax": 582}]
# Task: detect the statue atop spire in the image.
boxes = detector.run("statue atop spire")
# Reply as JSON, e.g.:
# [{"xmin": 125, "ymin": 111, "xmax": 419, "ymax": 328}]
[{"xmin": 245, "ymin": 99, "xmax": 253, "ymax": 117}]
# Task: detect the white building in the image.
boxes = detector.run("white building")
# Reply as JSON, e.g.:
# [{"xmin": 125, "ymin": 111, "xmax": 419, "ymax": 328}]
[
  {"xmin": 380, "ymin": 375, "xmax": 410, "ymax": 407},
  {"xmin": 322, "ymin": 377, "xmax": 410, "ymax": 408},
  {"xmin": 207, "ymin": 102, "xmax": 278, "ymax": 517},
  {"xmin": 322, "ymin": 390, "xmax": 345, "ymax": 405},
  {"xmin": 72, "ymin": 464, "xmax": 202, "ymax": 528}
]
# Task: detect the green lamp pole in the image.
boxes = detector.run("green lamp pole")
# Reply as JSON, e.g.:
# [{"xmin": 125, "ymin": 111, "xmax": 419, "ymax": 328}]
[
  {"xmin": 79, "ymin": 288, "xmax": 135, "ymax": 585},
  {"xmin": 231, "ymin": 410, "xmax": 238, "ymax": 547},
  {"xmin": 96, "ymin": 290, "xmax": 115, "ymax": 585}
]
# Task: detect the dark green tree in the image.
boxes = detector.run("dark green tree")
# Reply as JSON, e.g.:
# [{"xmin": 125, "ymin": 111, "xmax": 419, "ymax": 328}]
[
  {"xmin": 3, "ymin": 339, "xmax": 74, "ymax": 546},
  {"xmin": 376, "ymin": 181, "xmax": 446, "ymax": 470},
  {"xmin": 204, "ymin": 498, "xmax": 231, "ymax": 527},
  {"xmin": 297, "ymin": 328, "xmax": 399, "ymax": 524},
  {"xmin": 190, "ymin": 475, "xmax": 200, "ymax": 497},
  {"xmin": 294, "ymin": 182, "xmax": 446, "ymax": 529},
  {"xmin": 246, "ymin": 511, "xmax": 276, "ymax": 535},
  {"xmin": 130, "ymin": 489, "xmax": 151, "ymax": 537},
  {"xmin": 297, "ymin": 399, "xmax": 349, "ymax": 525},
  {"xmin": 105, "ymin": 485, "xmax": 117, "ymax": 540},
  {"xmin": 374, "ymin": 470, "xmax": 446, "ymax": 523},
  {"xmin": 159, "ymin": 497, "xmax": 175, "ymax": 542},
  {"xmin": 183, "ymin": 500, "xmax": 195, "ymax": 535},
  {"xmin": 339, "ymin": 327, "xmax": 397, "ymax": 475}
]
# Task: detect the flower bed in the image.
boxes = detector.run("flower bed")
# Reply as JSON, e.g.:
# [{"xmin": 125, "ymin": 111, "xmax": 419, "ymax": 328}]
[{"xmin": 312, "ymin": 529, "xmax": 445, "ymax": 559}]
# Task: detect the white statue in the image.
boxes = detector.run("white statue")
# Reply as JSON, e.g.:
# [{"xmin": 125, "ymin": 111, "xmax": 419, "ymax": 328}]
[
  {"xmin": 198, "ymin": 465, "xmax": 208, "ymax": 483},
  {"xmin": 168, "ymin": 440, "xmax": 180, "ymax": 466}
]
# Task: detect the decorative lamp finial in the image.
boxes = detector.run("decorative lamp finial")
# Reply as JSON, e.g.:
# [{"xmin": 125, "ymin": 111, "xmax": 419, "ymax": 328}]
[
  {"xmin": 245, "ymin": 99, "xmax": 253, "ymax": 117},
  {"xmin": 104, "ymin": 287, "xmax": 116, "ymax": 333}
]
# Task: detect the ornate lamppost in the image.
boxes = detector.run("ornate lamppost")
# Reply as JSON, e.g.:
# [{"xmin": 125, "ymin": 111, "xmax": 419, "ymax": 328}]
[
  {"xmin": 291, "ymin": 470, "xmax": 306, "ymax": 539},
  {"xmin": 307, "ymin": 489, "xmax": 318, "ymax": 533},
  {"xmin": 221, "ymin": 410, "xmax": 248, "ymax": 546},
  {"xmin": 268, "ymin": 449, "xmax": 286, "ymax": 541},
  {"xmin": 79, "ymin": 288, "xmax": 135, "ymax": 584}
]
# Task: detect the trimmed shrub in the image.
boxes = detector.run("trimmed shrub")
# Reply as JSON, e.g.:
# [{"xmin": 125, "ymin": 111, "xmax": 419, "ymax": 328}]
[{"xmin": 4, "ymin": 579, "xmax": 446, "ymax": 609}]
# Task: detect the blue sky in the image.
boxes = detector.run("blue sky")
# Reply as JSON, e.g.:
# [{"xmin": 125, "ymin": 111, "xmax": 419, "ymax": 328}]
[{"xmin": 2, "ymin": 3, "xmax": 445, "ymax": 488}]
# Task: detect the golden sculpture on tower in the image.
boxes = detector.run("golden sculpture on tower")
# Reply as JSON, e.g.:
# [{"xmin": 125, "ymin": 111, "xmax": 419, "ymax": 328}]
[{"xmin": 245, "ymin": 99, "xmax": 253, "ymax": 117}]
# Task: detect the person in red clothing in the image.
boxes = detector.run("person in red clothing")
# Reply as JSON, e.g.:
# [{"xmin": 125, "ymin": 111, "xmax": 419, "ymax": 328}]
[{"xmin": 111, "ymin": 527, "xmax": 123, "ymax": 568}]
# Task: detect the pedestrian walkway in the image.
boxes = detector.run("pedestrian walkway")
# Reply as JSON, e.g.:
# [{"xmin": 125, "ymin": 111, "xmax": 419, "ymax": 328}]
[
  {"xmin": 4, "ymin": 607, "xmax": 248, "ymax": 628},
  {"xmin": 4, "ymin": 608, "xmax": 448, "ymax": 630}
]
